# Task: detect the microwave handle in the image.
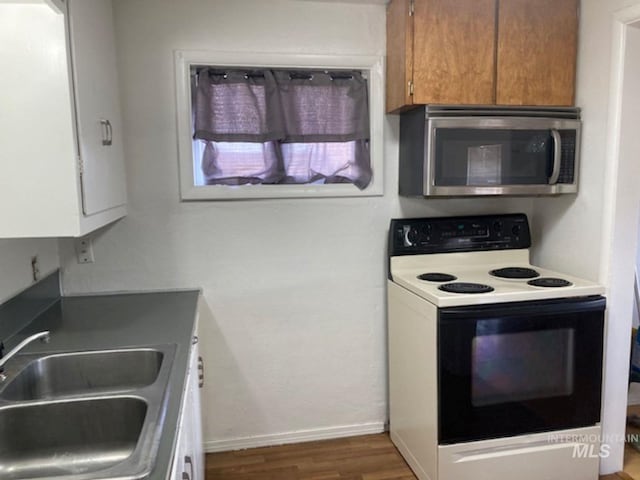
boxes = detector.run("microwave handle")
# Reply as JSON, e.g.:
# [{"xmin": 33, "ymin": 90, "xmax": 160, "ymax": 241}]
[{"xmin": 549, "ymin": 129, "xmax": 562, "ymax": 185}]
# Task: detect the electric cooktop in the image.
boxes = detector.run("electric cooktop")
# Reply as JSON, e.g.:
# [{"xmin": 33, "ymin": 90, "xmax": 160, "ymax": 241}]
[{"xmin": 388, "ymin": 214, "xmax": 604, "ymax": 307}]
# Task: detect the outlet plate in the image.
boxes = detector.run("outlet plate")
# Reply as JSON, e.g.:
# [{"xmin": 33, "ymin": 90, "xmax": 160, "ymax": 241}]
[{"xmin": 74, "ymin": 237, "xmax": 94, "ymax": 264}]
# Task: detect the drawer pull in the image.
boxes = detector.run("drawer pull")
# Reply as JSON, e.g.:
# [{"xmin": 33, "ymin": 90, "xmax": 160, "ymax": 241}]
[
  {"xmin": 185, "ymin": 455, "xmax": 194, "ymax": 480},
  {"xmin": 198, "ymin": 356, "xmax": 204, "ymax": 388}
]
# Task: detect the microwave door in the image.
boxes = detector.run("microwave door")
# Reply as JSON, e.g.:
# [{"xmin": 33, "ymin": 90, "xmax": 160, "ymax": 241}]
[
  {"xmin": 432, "ymin": 128, "xmax": 555, "ymax": 188},
  {"xmin": 411, "ymin": 112, "xmax": 582, "ymax": 196}
]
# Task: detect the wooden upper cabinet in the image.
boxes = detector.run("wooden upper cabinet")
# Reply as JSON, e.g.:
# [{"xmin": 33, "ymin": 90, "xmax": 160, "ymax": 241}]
[
  {"xmin": 412, "ymin": 0, "xmax": 496, "ymax": 106},
  {"xmin": 386, "ymin": 0, "xmax": 496, "ymax": 112},
  {"xmin": 496, "ymin": 0, "xmax": 578, "ymax": 106},
  {"xmin": 386, "ymin": 0, "xmax": 413, "ymax": 113},
  {"xmin": 386, "ymin": 0, "xmax": 579, "ymax": 113}
]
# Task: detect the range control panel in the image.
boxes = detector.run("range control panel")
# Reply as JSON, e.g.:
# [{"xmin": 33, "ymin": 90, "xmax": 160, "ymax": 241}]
[{"xmin": 388, "ymin": 213, "xmax": 531, "ymax": 257}]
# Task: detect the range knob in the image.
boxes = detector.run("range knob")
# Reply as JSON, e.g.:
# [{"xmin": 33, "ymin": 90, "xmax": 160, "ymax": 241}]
[
  {"xmin": 407, "ymin": 228, "xmax": 419, "ymax": 245},
  {"xmin": 512, "ymin": 225, "xmax": 521, "ymax": 236},
  {"xmin": 493, "ymin": 220, "xmax": 503, "ymax": 232}
]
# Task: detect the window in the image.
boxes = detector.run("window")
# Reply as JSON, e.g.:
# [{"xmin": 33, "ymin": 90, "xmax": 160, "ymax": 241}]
[{"xmin": 175, "ymin": 51, "xmax": 384, "ymax": 200}]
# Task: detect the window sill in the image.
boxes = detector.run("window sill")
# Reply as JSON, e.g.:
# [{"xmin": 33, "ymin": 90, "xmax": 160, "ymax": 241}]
[{"xmin": 180, "ymin": 182, "xmax": 383, "ymax": 201}]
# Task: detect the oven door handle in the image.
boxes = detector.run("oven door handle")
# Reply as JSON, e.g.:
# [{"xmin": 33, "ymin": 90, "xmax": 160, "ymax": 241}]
[
  {"xmin": 549, "ymin": 129, "xmax": 562, "ymax": 185},
  {"xmin": 452, "ymin": 439, "xmax": 593, "ymax": 463},
  {"xmin": 440, "ymin": 295, "xmax": 606, "ymax": 320}
]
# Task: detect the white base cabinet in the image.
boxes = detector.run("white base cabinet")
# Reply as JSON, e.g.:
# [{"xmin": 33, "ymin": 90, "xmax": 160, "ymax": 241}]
[
  {"xmin": 170, "ymin": 332, "xmax": 204, "ymax": 480},
  {"xmin": 0, "ymin": 0, "xmax": 127, "ymax": 238}
]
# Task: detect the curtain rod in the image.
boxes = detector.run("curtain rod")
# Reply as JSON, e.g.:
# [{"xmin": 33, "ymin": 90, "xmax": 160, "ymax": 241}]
[{"xmin": 191, "ymin": 67, "xmax": 357, "ymax": 81}]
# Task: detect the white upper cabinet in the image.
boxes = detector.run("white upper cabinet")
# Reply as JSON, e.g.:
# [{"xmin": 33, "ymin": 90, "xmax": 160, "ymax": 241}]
[
  {"xmin": 69, "ymin": 0, "xmax": 127, "ymax": 217},
  {"xmin": 0, "ymin": 0, "xmax": 127, "ymax": 238}
]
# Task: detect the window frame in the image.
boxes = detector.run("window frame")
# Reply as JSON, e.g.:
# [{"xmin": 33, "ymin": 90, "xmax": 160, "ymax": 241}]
[{"xmin": 174, "ymin": 50, "xmax": 384, "ymax": 200}]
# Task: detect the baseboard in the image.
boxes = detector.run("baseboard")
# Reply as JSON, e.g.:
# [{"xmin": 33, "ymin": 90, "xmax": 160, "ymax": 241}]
[{"xmin": 204, "ymin": 422, "xmax": 386, "ymax": 453}]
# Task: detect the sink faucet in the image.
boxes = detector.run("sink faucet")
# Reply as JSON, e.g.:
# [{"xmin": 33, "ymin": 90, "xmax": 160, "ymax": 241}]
[{"xmin": 0, "ymin": 331, "xmax": 50, "ymax": 376}]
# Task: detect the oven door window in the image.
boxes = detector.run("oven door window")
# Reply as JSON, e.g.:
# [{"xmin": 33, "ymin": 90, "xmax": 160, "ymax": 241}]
[
  {"xmin": 433, "ymin": 129, "xmax": 553, "ymax": 186},
  {"xmin": 438, "ymin": 296, "xmax": 605, "ymax": 445},
  {"xmin": 472, "ymin": 328, "xmax": 575, "ymax": 407}
]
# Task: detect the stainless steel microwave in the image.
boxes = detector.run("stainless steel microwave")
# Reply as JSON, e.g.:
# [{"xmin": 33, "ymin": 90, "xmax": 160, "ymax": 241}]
[{"xmin": 398, "ymin": 106, "xmax": 581, "ymax": 197}]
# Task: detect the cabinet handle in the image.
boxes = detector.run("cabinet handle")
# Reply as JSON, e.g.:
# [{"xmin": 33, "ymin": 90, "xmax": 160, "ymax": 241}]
[
  {"xmin": 184, "ymin": 455, "xmax": 194, "ymax": 480},
  {"xmin": 106, "ymin": 120, "xmax": 113, "ymax": 146},
  {"xmin": 192, "ymin": 335, "xmax": 199, "ymax": 345},
  {"xmin": 100, "ymin": 119, "xmax": 113, "ymax": 146},
  {"xmin": 198, "ymin": 356, "xmax": 204, "ymax": 388},
  {"xmin": 182, "ymin": 473, "xmax": 190, "ymax": 480},
  {"xmin": 100, "ymin": 119, "xmax": 109, "ymax": 146}
]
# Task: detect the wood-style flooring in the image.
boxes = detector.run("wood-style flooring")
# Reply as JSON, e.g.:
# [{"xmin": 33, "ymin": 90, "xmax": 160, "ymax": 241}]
[
  {"xmin": 206, "ymin": 433, "xmax": 629, "ymax": 480},
  {"xmin": 206, "ymin": 434, "xmax": 414, "ymax": 480},
  {"xmin": 602, "ymin": 474, "xmax": 634, "ymax": 480}
]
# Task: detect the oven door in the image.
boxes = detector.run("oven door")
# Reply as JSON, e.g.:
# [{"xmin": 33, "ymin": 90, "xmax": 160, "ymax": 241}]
[{"xmin": 438, "ymin": 295, "xmax": 605, "ymax": 445}]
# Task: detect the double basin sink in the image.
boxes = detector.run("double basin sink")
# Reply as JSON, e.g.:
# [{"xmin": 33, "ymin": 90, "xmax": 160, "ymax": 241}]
[{"xmin": 0, "ymin": 342, "xmax": 177, "ymax": 480}]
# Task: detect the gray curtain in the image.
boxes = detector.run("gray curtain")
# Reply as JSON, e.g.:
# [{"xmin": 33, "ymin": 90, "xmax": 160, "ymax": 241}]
[{"xmin": 193, "ymin": 68, "xmax": 372, "ymax": 189}]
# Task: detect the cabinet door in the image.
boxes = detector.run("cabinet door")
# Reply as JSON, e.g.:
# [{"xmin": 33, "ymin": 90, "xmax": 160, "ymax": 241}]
[
  {"xmin": 170, "ymin": 421, "xmax": 187, "ymax": 480},
  {"xmin": 496, "ymin": 0, "xmax": 578, "ymax": 106},
  {"xmin": 386, "ymin": 0, "xmax": 414, "ymax": 113},
  {"xmin": 68, "ymin": 0, "xmax": 127, "ymax": 216},
  {"xmin": 412, "ymin": 0, "xmax": 497, "ymax": 105},
  {"xmin": 189, "ymin": 343, "xmax": 205, "ymax": 480},
  {"xmin": 171, "ymin": 373, "xmax": 195, "ymax": 480}
]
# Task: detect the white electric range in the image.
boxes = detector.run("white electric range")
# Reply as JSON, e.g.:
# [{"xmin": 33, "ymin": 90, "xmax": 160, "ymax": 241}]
[{"xmin": 387, "ymin": 213, "xmax": 606, "ymax": 480}]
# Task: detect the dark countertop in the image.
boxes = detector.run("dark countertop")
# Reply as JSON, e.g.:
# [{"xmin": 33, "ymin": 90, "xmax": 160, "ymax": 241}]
[{"xmin": 11, "ymin": 289, "xmax": 201, "ymax": 480}]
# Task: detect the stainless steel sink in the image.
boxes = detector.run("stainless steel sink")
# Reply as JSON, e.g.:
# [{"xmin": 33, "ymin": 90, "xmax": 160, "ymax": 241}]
[
  {"xmin": 0, "ymin": 349, "xmax": 164, "ymax": 401},
  {"xmin": 0, "ymin": 397, "xmax": 147, "ymax": 479},
  {"xmin": 0, "ymin": 344, "xmax": 177, "ymax": 480}
]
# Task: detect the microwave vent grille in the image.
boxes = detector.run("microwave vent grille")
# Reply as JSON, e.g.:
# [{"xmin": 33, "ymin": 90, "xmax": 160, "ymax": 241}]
[
  {"xmin": 424, "ymin": 105, "xmax": 580, "ymax": 120},
  {"xmin": 558, "ymin": 130, "xmax": 577, "ymax": 184}
]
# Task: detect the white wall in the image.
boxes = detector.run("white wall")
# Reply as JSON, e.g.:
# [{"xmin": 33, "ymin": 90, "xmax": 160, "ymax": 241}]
[
  {"xmin": 531, "ymin": 0, "xmax": 640, "ymax": 473},
  {"xmin": 59, "ymin": 0, "xmax": 533, "ymax": 450},
  {"xmin": 0, "ymin": 240, "xmax": 59, "ymax": 304}
]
